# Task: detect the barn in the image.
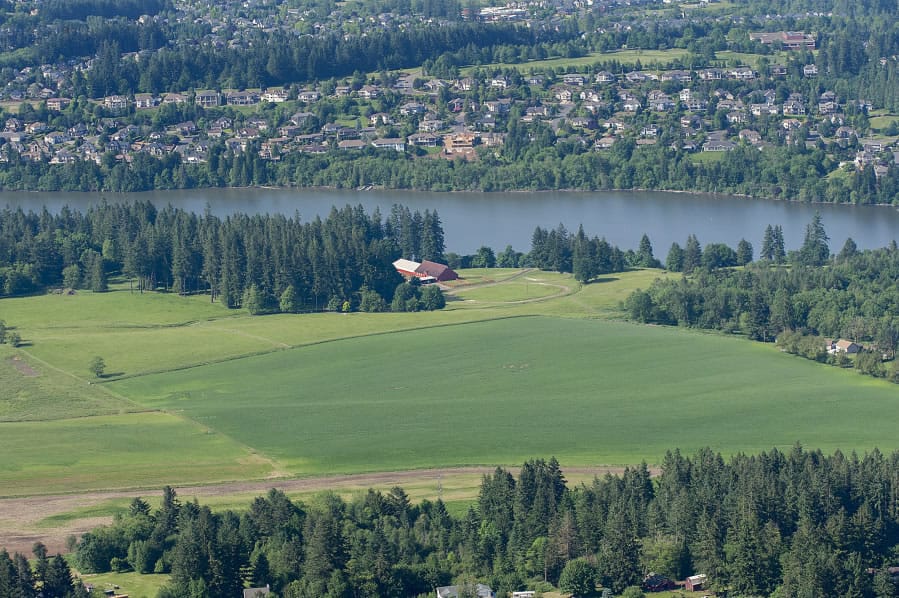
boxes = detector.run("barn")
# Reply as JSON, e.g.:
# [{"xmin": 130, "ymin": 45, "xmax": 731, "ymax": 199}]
[
  {"xmin": 393, "ymin": 258, "xmax": 421, "ymax": 278},
  {"xmin": 416, "ymin": 260, "xmax": 459, "ymax": 282},
  {"xmin": 393, "ymin": 259, "xmax": 459, "ymax": 282}
]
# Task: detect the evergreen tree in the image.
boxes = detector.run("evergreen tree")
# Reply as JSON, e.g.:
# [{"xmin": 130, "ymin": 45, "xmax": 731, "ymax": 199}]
[
  {"xmin": 683, "ymin": 235, "xmax": 702, "ymax": 274},
  {"xmin": 798, "ymin": 213, "xmax": 830, "ymax": 266},
  {"xmin": 666, "ymin": 242, "xmax": 684, "ymax": 272}
]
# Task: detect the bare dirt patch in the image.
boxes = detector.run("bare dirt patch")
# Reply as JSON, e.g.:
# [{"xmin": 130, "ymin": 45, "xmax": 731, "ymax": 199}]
[
  {"xmin": 0, "ymin": 465, "xmax": 655, "ymax": 555},
  {"xmin": 7, "ymin": 355, "xmax": 39, "ymax": 377}
]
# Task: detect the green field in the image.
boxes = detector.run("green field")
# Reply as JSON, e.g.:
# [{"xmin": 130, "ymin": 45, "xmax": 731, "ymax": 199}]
[
  {"xmin": 109, "ymin": 317, "xmax": 899, "ymax": 475},
  {"xmin": 0, "ymin": 412, "xmax": 275, "ymax": 496},
  {"xmin": 75, "ymin": 571, "xmax": 170, "ymax": 598},
  {"xmin": 2, "ymin": 266, "xmax": 898, "ymax": 501},
  {"xmin": 461, "ymin": 48, "xmax": 692, "ymax": 75}
]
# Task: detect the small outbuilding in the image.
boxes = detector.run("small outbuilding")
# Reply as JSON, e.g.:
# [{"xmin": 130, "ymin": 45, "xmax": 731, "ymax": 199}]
[
  {"xmin": 437, "ymin": 583, "xmax": 495, "ymax": 598},
  {"xmin": 642, "ymin": 573, "xmax": 676, "ymax": 592},
  {"xmin": 686, "ymin": 574, "xmax": 708, "ymax": 592}
]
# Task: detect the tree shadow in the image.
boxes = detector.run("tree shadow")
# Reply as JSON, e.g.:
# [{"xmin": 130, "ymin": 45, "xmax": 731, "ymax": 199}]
[{"xmin": 586, "ymin": 276, "xmax": 620, "ymax": 285}]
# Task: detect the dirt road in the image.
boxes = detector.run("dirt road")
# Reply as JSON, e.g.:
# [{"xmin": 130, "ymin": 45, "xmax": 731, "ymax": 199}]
[{"xmin": 0, "ymin": 465, "xmax": 652, "ymax": 554}]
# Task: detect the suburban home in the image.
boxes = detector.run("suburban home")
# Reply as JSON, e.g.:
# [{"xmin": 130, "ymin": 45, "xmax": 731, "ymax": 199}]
[
  {"xmin": 261, "ymin": 88, "xmax": 289, "ymax": 103},
  {"xmin": 436, "ymin": 584, "xmax": 494, "ymax": 598},
  {"xmin": 134, "ymin": 93, "xmax": 158, "ymax": 109},
  {"xmin": 703, "ymin": 139, "xmax": 736, "ymax": 152},
  {"xmin": 298, "ymin": 89, "xmax": 320, "ymax": 102},
  {"xmin": 46, "ymin": 97, "xmax": 70, "ymax": 111},
  {"xmin": 372, "ymin": 138, "xmax": 405, "ymax": 152},
  {"xmin": 194, "ymin": 90, "xmax": 220, "ymax": 107},
  {"xmin": 803, "ymin": 64, "xmax": 819, "ymax": 77},
  {"xmin": 225, "ymin": 91, "xmax": 259, "ymax": 106},
  {"xmin": 103, "ymin": 95, "xmax": 129, "ymax": 112},
  {"xmin": 407, "ymin": 132, "xmax": 440, "ymax": 147},
  {"xmin": 685, "ymin": 574, "xmax": 708, "ymax": 592}
]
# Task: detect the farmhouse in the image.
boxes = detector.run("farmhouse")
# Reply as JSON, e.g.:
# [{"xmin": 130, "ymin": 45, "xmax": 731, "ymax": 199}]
[
  {"xmin": 685, "ymin": 574, "xmax": 708, "ymax": 592},
  {"xmin": 827, "ymin": 339, "xmax": 862, "ymax": 354},
  {"xmin": 436, "ymin": 584, "xmax": 495, "ymax": 598}
]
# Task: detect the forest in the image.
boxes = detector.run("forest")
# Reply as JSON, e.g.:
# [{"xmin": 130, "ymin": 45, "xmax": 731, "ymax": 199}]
[
  {"xmin": 4, "ymin": 447, "xmax": 899, "ymax": 597},
  {"xmin": 624, "ymin": 215, "xmax": 899, "ymax": 382},
  {"xmin": 2, "ymin": 136, "xmax": 897, "ymax": 206},
  {"xmin": 0, "ymin": 202, "xmax": 450, "ymax": 313}
]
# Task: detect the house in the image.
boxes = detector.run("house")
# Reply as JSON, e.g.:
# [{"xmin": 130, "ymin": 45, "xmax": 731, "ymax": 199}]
[
  {"xmin": 703, "ymin": 139, "xmax": 736, "ymax": 152},
  {"xmin": 162, "ymin": 92, "xmax": 187, "ymax": 104},
  {"xmin": 595, "ymin": 71, "xmax": 616, "ymax": 83},
  {"xmin": 642, "ymin": 574, "xmax": 676, "ymax": 592},
  {"xmin": 407, "ymin": 132, "xmax": 440, "ymax": 147},
  {"xmin": 436, "ymin": 584, "xmax": 494, "ymax": 598},
  {"xmin": 803, "ymin": 64, "xmax": 819, "ymax": 77},
  {"xmin": 372, "ymin": 138, "xmax": 405, "ymax": 152},
  {"xmin": 134, "ymin": 93, "xmax": 157, "ymax": 109},
  {"xmin": 194, "ymin": 90, "xmax": 220, "ymax": 107},
  {"xmin": 46, "ymin": 97, "xmax": 70, "ymax": 111},
  {"xmin": 225, "ymin": 91, "xmax": 259, "ymax": 106},
  {"xmin": 261, "ymin": 88, "xmax": 289, "ymax": 103},
  {"xmin": 400, "ymin": 102, "xmax": 427, "ymax": 116},
  {"xmin": 563, "ymin": 73, "xmax": 587, "ymax": 86},
  {"xmin": 358, "ymin": 85, "xmax": 381, "ymax": 99},
  {"xmin": 338, "ymin": 139, "xmax": 367, "ymax": 150},
  {"xmin": 103, "ymin": 95, "xmax": 129, "ymax": 112},
  {"xmin": 298, "ymin": 89, "xmax": 321, "ymax": 103},
  {"xmin": 553, "ymin": 87, "xmax": 573, "ymax": 102},
  {"xmin": 244, "ymin": 585, "xmax": 270, "ymax": 598},
  {"xmin": 685, "ymin": 574, "xmax": 708, "ymax": 592},
  {"xmin": 827, "ymin": 339, "xmax": 862, "ymax": 354}
]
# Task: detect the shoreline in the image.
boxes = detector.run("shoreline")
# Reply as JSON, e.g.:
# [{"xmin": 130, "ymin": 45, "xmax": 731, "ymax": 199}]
[{"xmin": 2, "ymin": 184, "xmax": 897, "ymax": 208}]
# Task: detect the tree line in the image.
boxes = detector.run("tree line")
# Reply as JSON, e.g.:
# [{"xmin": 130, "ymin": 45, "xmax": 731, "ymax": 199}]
[
  {"xmin": 3, "ymin": 138, "xmax": 897, "ymax": 206},
  {"xmin": 0, "ymin": 202, "xmax": 448, "ymax": 313},
  {"xmin": 7, "ymin": 447, "xmax": 899, "ymax": 596},
  {"xmin": 625, "ymin": 215, "xmax": 899, "ymax": 381}
]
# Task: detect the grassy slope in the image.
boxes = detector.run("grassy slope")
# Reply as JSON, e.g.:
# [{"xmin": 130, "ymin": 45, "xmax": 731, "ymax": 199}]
[
  {"xmin": 110, "ymin": 317, "xmax": 899, "ymax": 475},
  {"xmin": 0, "ymin": 412, "xmax": 275, "ymax": 497},
  {"xmin": 0, "ymin": 344, "xmax": 133, "ymax": 421}
]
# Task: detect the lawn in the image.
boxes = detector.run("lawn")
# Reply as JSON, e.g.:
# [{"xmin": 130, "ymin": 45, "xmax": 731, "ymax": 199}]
[
  {"xmin": 3, "ymin": 269, "xmax": 667, "ymax": 381},
  {"xmin": 451, "ymin": 273, "xmax": 570, "ymax": 302},
  {"xmin": 0, "ymin": 412, "xmax": 276, "ymax": 496},
  {"xmin": 460, "ymin": 48, "xmax": 691, "ymax": 75},
  {"xmin": 75, "ymin": 571, "xmax": 170, "ymax": 598},
  {"xmin": 110, "ymin": 317, "xmax": 899, "ymax": 476}
]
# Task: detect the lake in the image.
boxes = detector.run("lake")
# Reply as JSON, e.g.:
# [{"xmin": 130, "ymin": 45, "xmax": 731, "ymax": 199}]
[{"xmin": 2, "ymin": 188, "xmax": 898, "ymax": 254}]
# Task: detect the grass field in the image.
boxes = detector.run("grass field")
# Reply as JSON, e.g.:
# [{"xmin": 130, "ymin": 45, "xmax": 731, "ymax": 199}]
[
  {"xmin": 2, "ymin": 265, "xmax": 898, "ymax": 517},
  {"xmin": 461, "ymin": 48, "xmax": 692, "ymax": 75},
  {"xmin": 0, "ymin": 411, "xmax": 275, "ymax": 496},
  {"xmin": 108, "ymin": 317, "xmax": 899, "ymax": 477},
  {"xmin": 75, "ymin": 571, "xmax": 170, "ymax": 598},
  {"xmin": 4, "ymin": 264, "xmax": 899, "ymax": 559}
]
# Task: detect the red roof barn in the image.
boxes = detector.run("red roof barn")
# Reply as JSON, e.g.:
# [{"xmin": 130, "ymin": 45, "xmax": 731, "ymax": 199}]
[{"xmin": 416, "ymin": 260, "xmax": 458, "ymax": 282}]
